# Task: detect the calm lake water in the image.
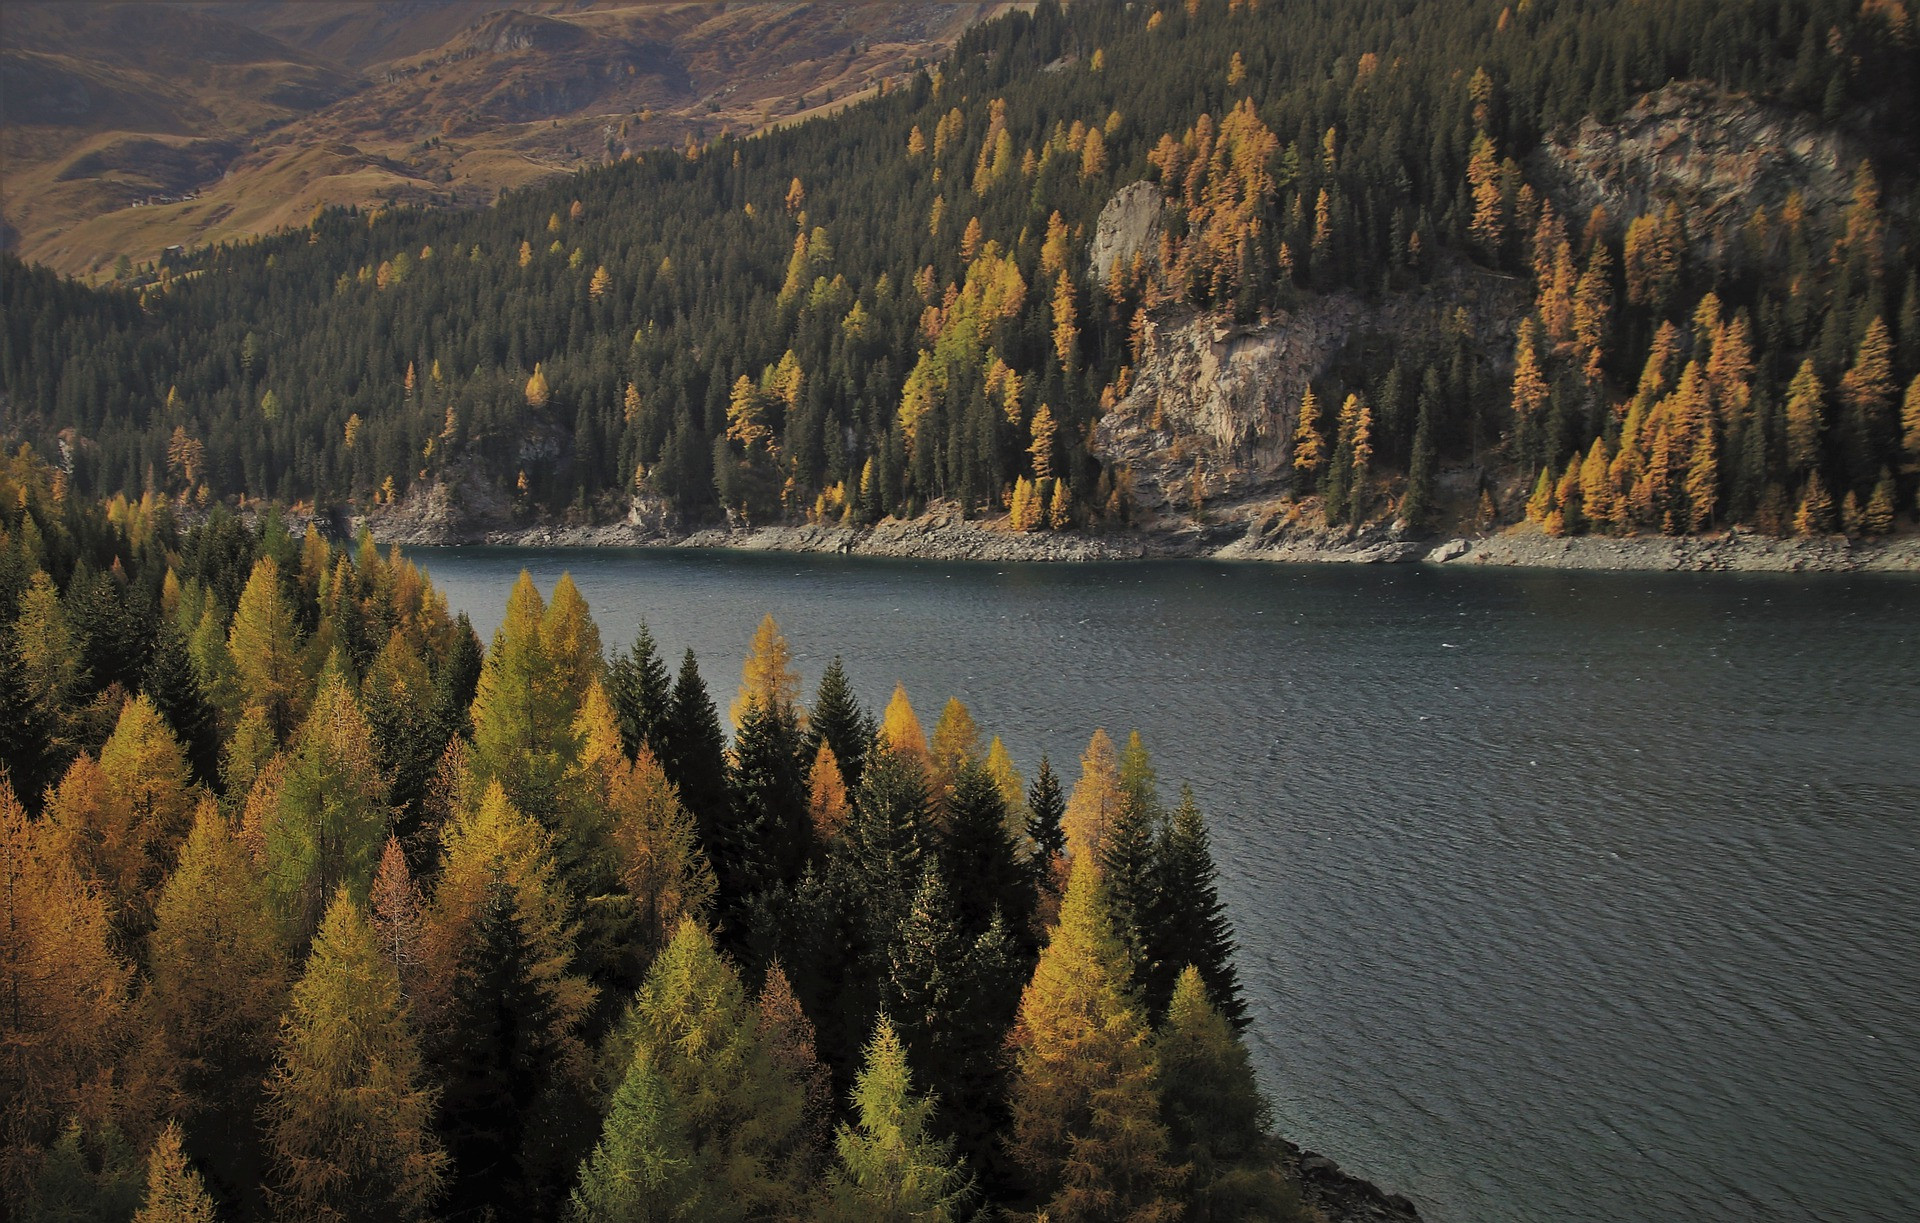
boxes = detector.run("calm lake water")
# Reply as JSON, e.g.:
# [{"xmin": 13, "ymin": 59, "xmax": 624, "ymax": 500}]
[{"xmin": 413, "ymin": 547, "xmax": 1920, "ymax": 1223}]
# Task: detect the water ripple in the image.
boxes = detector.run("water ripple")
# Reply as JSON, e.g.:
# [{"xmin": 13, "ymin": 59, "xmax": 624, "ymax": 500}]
[{"xmin": 416, "ymin": 550, "xmax": 1920, "ymax": 1223}]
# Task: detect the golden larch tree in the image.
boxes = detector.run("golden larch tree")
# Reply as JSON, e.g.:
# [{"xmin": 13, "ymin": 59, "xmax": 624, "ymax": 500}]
[
  {"xmin": 1007, "ymin": 863, "xmax": 1180, "ymax": 1221},
  {"xmin": 928, "ymin": 696, "xmax": 983, "ymax": 793},
  {"xmin": 227, "ymin": 557, "xmax": 309, "ymax": 743},
  {"xmin": 605, "ymin": 750, "xmax": 717, "ymax": 964},
  {"xmin": 263, "ymin": 887, "xmax": 446, "ymax": 1221},
  {"xmin": 1062, "ymin": 728, "xmax": 1123, "ymax": 864},
  {"xmin": 144, "ymin": 798, "xmax": 291, "ymax": 1117},
  {"xmin": 807, "ymin": 743, "xmax": 853, "ymax": 844},
  {"xmin": 881, "ymin": 684, "xmax": 931, "ymax": 770},
  {"xmin": 0, "ymin": 775, "xmax": 134, "ymax": 1198},
  {"xmin": 133, "ymin": 1122, "xmax": 218, "ymax": 1223},
  {"xmin": 731, "ymin": 613, "xmax": 802, "ymax": 728}
]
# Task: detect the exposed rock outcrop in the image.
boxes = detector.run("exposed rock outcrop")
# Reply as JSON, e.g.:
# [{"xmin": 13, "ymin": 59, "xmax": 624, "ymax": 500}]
[
  {"xmin": 1535, "ymin": 81, "xmax": 1860, "ymax": 251},
  {"xmin": 1095, "ymin": 298, "xmax": 1365, "ymax": 523},
  {"xmin": 1088, "ymin": 180, "xmax": 1165, "ymax": 284},
  {"xmin": 1094, "ymin": 258, "xmax": 1527, "ymax": 534}
]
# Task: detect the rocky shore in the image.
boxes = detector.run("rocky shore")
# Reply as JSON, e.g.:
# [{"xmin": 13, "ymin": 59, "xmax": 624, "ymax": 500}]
[
  {"xmin": 363, "ymin": 497, "xmax": 1920, "ymax": 574},
  {"xmin": 1278, "ymin": 1140, "xmax": 1423, "ymax": 1222}
]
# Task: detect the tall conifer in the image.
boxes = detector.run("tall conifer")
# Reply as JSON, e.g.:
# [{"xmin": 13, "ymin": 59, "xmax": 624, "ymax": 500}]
[{"xmin": 263, "ymin": 888, "xmax": 446, "ymax": 1222}]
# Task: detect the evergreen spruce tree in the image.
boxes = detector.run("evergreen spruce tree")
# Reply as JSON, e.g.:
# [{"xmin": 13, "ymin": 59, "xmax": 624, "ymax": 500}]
[
  {"xmin": 606, "ymin": 622, "xmax": 673, "ymax": 760},
  {"xmin": 1152, "ymin": 788, "xmax": 1248, "ymax": 1030},
  {"xmin": 658, "ymin": 650, "xmax": 731, "ymax": 861},
  {"xmin": 845, "ymin": 748, "xmax": 935, "ymax": 939},
  {"xmin": 419, "ymin": 779, "xmax": 593, "ymax": 1091},
  {"xmin": 940, "ymin": 760, "xmax": 1035, "ymax": 946},
  {"xmin": 1025, "ymin": 754, "xmax": 1069, "ymax": 921},
  {"xmin": 1101, "ymin": 733, "xmax": 1165, "ymax": 1017},
  {"xmin": 437, "ymin": 876, "xmax": 562, "ymax": 1220},
  {"xmin": 140, "ymin": 624, "xmax": 220, "ymax": 789},
  {"xmin": 1400, "ymin": 400, "xmax": 1437, "ymax": 532},
  {"xmin": 723, "ymin": 698, "xmax": 811, "ymax": 953},
  {"xmin": 808, "ymin": 657, "xmax": 871, "ymax": 791},
  {"xmin": 0, "ymin": 625, "xmax": 59, "ymax": 809},
  {"xmin": 360, "ymin": 632, "xmax": 451, "ymax": 831}
]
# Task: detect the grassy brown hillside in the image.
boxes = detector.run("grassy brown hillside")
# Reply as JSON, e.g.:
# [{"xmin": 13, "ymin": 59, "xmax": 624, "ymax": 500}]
[{"xmin": 2, "ymin": 1, "xmax": 1009, "ymax": 278}]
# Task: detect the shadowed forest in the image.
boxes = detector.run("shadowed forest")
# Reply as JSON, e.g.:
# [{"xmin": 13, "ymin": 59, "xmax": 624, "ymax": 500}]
[{"xmin": 1, "ymin": 450, "xmax": 1301, "ymax": 1221}]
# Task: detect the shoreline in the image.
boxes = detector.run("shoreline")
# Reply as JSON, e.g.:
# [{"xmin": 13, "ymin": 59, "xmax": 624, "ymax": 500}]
[{"xmin": 366, "ymin": 506, "xmax": 1920, "ymax": 574}]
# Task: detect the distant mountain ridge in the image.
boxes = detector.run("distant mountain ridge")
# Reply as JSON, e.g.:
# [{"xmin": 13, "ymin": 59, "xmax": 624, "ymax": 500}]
[{"xmin": 1, "ymin": 1, "xmax": 1008, "ymax": 276}]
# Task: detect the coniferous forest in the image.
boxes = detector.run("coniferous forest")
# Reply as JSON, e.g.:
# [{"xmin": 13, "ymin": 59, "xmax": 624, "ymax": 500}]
[
  {"xmin": 0, "ymin": 449, "xmax": 1298, "ymax": 1220},
  {"xmin": 4, "ymin": 0, "xmax": 1919, "ymax": 539}
]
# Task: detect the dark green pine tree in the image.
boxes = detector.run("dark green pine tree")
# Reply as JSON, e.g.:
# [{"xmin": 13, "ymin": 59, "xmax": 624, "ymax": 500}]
[
  {"xmin": 435, "ymin": 876, "xmax": 561, "ymax": 1221},
  {"xmin": 844, "ymin": 747, "xmax": 934, "ymax": 935},
  {"xmin": 884, "ymin": 866, "xmax": 1023, "ymax": 1191},
  {"xmin": 1025, "ymin": 755, "xmax": 1067, "ymax": 873},
  {"xmin": 64, "ymin": 562, "xmax": 149, "ymax": 698},
  {"xmin": 657, "ymin": 649, "xmax": 731, "ymax": 863},
  {"xmin": 940, "ymin": 760, "xmax": 1036, "ymax": 948},
  {"xmin": 432, "ymin": 614, "xmax": 485, "ymax": 740},
  {"xmin": 0, "ymin": 625, "xmax": 60, "ymax": 811},
  {"xmin": 1400, "ymin": 399, "xmax": 1437, "ymax": 534},
  {"xmin": 885, "ymin": 865, "xmax": 965, "ymax": 1091},
  {"xmin": 606, "ymin": 621, "xmax": 673, "ymax": 761},
  {"xmin": 22, "ymin": 1119, "xmax": 145, "ymax": 1223},
  {"xmin": 1099, "ymin": 788, "xmax": 1165, "ymax": 1019},
  {"xmin": 1151, "ymin": 787, "xmax": 1248, "ymax": 1031},
  {"xmin": 140, "ymin": 622, "xmax": 221, "ymax": 789},
  {"xmin": 784, "ymin": 857, "xmax": 874, "ymax": 1092},
  {"xmin": 723, "ymin": 699, "xmax": 811, "ymax": 959},
  {"xmin": 807, "ymin": 656, "xmax": 872, "ymax": 790},
  {"xmin": 789, "ymin": 746, "xmax": 938, "ymax": 1079}
]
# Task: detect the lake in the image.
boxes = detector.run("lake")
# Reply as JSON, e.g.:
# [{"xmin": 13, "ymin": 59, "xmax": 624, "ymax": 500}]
[{"xmin": 413, "ymin": 546, "xmax": 1920, "ymax": 1223}]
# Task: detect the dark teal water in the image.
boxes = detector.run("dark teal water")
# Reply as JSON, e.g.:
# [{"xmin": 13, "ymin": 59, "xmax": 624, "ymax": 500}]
[{"xmin": 413, "ymin": 547, "xmax": 1920, "ymax": 1223}]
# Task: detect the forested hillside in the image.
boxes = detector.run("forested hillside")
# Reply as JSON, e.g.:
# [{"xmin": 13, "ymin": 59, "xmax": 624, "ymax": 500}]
[
  {"xmin": 4, "ymin": 0, "xmax": 1918, "ymax": 540},
  {"xmin": 0, "ymin": 450, "xmax": 1304, "ymax": 1220}
]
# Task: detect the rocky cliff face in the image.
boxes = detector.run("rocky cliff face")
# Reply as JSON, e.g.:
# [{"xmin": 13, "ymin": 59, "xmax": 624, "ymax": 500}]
[
  {"xmin": 1095, "ymin": 258, "xmax": 1527, "ymax": 531},
  {"xmin": 1088, "ymin": 179, "xmax": 1164, "ymax": 284},
  {"xmin": 1535, "ymin": 80, "xmax": 1860, "ymax": 250},
  {"xmin": 1095, "ymin": 298, "xmax": 1364, "ymax": 523}
]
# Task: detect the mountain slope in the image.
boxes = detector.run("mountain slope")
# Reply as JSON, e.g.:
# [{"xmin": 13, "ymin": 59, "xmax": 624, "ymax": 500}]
[
  {"xmin": 3, "ymin": 0, "xmax": 1916, "ymax": 551},
  {"xmin": 1, "ymin": 2, "xmax": 1009, "ymax": 276}
]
